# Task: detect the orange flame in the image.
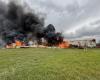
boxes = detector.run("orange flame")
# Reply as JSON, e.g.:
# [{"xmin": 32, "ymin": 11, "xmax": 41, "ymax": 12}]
[{"xmin": 58, "ymin": 41, "xmax": 70, "ymax": 48}]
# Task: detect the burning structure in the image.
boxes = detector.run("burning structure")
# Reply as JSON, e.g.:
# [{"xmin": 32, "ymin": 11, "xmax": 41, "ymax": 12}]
[{"xmin": 0, "ymin": 1, "xmax": 64, "ymax": 48}]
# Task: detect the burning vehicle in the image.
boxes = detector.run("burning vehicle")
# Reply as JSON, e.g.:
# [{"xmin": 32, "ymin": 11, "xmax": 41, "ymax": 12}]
[{"xmin": 0, "ymin": 1, "xmax": 68, "ymax": 49}]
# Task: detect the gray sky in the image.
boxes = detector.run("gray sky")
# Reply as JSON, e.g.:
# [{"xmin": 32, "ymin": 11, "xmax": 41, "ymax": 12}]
[
  {"xmin": 25, "ymin": 0, "xmax": 100, "ymax": 42},
  {"xmin": 1, "ymin": 0, "xmax": 100, "ymax": 42}
]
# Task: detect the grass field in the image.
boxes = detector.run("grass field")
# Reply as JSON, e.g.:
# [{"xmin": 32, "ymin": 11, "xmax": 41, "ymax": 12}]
[{"xmin": 0, "ymin": 48, "xmax": 100, "ymax": 80}]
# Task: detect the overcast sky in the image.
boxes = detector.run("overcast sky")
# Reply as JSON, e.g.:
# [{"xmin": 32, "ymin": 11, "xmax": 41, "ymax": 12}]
[{"xmin": 1, "ymin": 0, "xmax": 100, "ymax": 42}]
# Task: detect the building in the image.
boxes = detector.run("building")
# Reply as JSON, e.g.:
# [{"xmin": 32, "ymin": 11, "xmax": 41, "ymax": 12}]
[{"xmin": 70, "ymin": 38, "xmax": 96, "ymax": 48}]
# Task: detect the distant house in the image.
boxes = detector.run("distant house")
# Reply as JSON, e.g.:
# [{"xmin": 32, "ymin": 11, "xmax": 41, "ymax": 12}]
[{"xmin": 70, "ymin": 38, "xmax": 96, "ymax": 48}]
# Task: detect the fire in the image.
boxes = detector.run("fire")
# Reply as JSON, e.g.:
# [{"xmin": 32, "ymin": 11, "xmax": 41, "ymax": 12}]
[
  {"xmin": 58, "ymin": 41, "xmax": 70, "ymax": 48},
  {"xmin": 15, "ymin": 40, "xmax": 22, "ymax": 48},
  {"xmin": 5, "ymin": 40, "xmax": 22, "ymax": 48},
  {"xmin": 5, "ymin": 40, "xmax": 70, "ymax": 49}
]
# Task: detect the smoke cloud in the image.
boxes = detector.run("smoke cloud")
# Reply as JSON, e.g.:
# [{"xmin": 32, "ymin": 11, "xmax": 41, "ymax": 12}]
[
  {"xmin": 0, "ymin": 1, "xmax": 45, "ymax": 45},
  {"xmin": 0, "ymin": 0, "xmax": 63, "ymax": 47}
]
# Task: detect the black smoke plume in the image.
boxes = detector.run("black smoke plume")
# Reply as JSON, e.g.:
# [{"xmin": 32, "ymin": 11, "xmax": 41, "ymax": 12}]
[
  {"xmin": 0, "ymin": 1, "xmax": 45, "ymax": 45},
  {"xmin": 44, "ymin": 24, "xmax": 64, "ymax": 46},
  {"xmin": 0, "ymin": 1, "xmax": 63, "ymax": 47}
]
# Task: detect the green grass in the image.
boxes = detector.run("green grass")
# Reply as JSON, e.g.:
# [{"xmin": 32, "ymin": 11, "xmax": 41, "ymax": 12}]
[{"xmin": 0, "ymin": 48, "xmax": 100, "ymax": 80}]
